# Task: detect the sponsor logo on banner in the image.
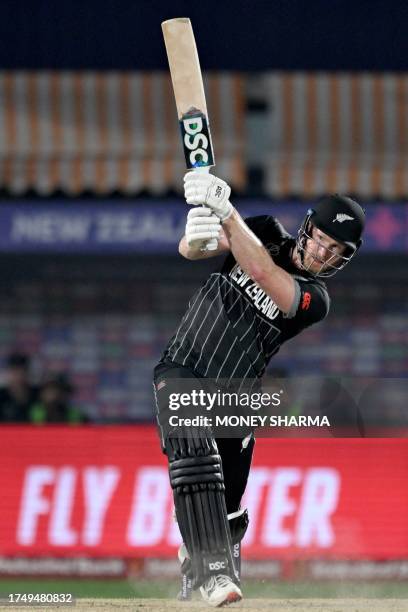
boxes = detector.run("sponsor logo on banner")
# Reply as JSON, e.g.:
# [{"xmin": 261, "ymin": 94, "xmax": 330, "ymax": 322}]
[
  {"xmin": 15, "ymin": 465, "xmax": 339, "ymax": 550},
  {"xmin": 0, "ymin": 426, "xmax": 407, "ymax": 559}
]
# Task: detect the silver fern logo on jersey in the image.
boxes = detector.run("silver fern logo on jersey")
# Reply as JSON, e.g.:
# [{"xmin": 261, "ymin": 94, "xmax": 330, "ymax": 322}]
[{"xmin": 333, "ymin": 213, "xmax": 355, "ymax": 223}]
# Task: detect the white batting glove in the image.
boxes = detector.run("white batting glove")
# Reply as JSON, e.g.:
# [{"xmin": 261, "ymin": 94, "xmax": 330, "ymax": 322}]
[
  {"xmin": 184, "ymin": 171, "xmax": 233, "ymax": 221},
  {"xmin": 185, "ymin": 207, "xmax": 222, "ymax": 249}
]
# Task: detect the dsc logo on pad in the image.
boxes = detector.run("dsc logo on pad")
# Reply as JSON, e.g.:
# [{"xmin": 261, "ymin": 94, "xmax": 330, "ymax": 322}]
[{"xmin": 209, "ymin": 561, "xmax": 226, "ymax": 571}]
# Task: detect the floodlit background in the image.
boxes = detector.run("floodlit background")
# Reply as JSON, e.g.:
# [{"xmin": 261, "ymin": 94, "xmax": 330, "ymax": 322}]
[{"xmin": 0, "ymin": 0, "xmax": 407, "ymax": 603}]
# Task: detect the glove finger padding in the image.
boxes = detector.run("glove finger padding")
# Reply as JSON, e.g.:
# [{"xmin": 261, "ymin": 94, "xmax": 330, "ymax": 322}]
[
  {"xmin": 187, "ymin": 227, "xmax": 221, "ymax": 238},
  {"xmin": 184, "ymin": 171, "xmax": 233, "ymax": 221},
  {"xmin": 187, "ymin": 233, "xmax": 220, "ymax": 247},
  {"xmin": 186, "ymin": 207, "xmax": 221, "ymax": 247},
  {"xmin": 185, "ymin": 193, "xmax": 204, "ymax": 206},
  {"xmin": 187, "ymin": 225, "xmax": 220, "ymax": 238},
  {"xmin": 187, "ymin": 206, "xmax": 213, "ymax": 218},
  {"xmin": 186, "ymin": 215, "xmax": 221, "ymax": 227},
  {"xmin": 184, "ymin": 171, "xmax": 228, "ymax": 186},
  {"xmin": 185, "ymin": 186, "xmax": 200, "ymax": 198}
]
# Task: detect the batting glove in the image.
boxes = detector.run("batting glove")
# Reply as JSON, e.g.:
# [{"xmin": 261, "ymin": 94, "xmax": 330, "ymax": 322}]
[
  {"xmin": 184, "ymin": 171, "xmax": 233, "ymax": 221},
  {"xmin": 185, "ymin": 207, "xmax": 222, "ymax": 249}
]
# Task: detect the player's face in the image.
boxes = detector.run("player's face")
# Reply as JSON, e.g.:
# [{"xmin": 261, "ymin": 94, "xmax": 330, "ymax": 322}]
[{"xmin": 302, "ymin": 227, "xmax": 346, "ymax": 274}]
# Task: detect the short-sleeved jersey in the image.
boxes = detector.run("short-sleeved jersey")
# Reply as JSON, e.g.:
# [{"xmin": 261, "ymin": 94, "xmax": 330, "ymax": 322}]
[{"xmin": 162, "ymin": 215, "xmax": 330, "ymax": 382}]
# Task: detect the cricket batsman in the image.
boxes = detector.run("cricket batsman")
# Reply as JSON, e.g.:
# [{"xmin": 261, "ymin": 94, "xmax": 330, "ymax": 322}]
[{"xmin": 153, "ymin": 171, "xmax": 365, "ymax": 606}]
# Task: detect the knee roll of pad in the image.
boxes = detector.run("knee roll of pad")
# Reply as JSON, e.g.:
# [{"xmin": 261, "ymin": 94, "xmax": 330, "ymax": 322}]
[{"xmin": 169, "ymin": 454, "xmax": 224, "ymax": 488}]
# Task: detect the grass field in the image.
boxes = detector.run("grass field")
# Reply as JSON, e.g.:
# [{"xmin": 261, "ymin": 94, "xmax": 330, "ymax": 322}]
[
  {"xmin": 1, "ymin": 580, "xmax": 408, "ymax": 612},
  {"xmin": 2, "ymin": 599, "xmax": 408, "ymax": 612},
  {"xmin": 1, "ymin": 578, "xmax": 408, "ymax": 599}
]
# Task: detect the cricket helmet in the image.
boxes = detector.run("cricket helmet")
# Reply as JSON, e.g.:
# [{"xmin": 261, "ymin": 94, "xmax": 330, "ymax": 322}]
[{"xmin": 296, "ymin": 195, "xmax": 365, "ymax": 277}]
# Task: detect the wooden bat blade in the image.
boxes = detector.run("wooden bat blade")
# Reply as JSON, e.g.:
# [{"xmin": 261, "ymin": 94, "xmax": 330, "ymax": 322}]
[
  {"xmin": 162, "ymin": 16, "xmax": 215, "ymax": 170},
  {"xmin": 161, "ymin": 17, "xmax": 208, "ymax": 119}
]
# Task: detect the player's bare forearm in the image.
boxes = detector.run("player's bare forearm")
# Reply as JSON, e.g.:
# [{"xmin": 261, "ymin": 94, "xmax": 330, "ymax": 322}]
[
  {"xmin": 222, "ymin": 209, "xmax": 296, "ymax": 313},
  {"xmin": 182, "ymin": 172, "xmax": 296, "ymax": 312},
  {"xmin": 179, "ymin": 235, "xmax": 230, "ymax": 260}
]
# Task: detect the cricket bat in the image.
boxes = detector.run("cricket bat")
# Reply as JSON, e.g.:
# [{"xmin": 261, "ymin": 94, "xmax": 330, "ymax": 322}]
[{"xmin": 161, "ymin": 17, "xmax": 217, "ymax": 249}]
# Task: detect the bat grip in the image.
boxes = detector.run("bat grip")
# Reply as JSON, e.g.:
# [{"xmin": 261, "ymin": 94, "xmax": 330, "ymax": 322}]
[{"xmin": 194, "ymin": 166, "xmax": 218, "ymax": 251}]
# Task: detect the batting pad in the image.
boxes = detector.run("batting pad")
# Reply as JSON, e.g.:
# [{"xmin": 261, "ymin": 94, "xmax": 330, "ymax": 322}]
[{"xmin": 165, "ymin": 432, "xmax": 239, "ymax": 589}]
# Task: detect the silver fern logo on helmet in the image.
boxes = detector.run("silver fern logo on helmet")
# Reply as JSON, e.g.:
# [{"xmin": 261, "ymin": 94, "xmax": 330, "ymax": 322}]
[
  {"xmin": 296, "ymin": 209, "xmax": 358, "ymax": 278},
  {"xmin": 333, "ymin": 213, "xmax": 355, "ymax": 223}
]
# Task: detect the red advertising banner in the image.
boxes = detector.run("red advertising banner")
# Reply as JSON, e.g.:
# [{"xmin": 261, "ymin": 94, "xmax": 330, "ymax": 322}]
[{"xmin": 0, "ymin": 426, "xmax": 407, "ymax": 560}]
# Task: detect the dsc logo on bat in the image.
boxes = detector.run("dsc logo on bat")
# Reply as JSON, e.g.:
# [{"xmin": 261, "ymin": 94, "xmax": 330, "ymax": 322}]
[{"xmin": 180, "ymin": 113, "xmax": 214, "ymax": 168}]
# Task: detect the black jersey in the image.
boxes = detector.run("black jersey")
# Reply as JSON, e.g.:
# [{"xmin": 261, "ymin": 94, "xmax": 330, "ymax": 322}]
[{"xmin": 162, "ymin": 216, "xmax": 330, "ymax": 383}]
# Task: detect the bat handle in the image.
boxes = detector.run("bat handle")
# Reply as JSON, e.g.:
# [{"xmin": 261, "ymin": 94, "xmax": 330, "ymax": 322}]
[{"xmin": 194, "ymin": 166, "xmax": 218, "ymax": 251}]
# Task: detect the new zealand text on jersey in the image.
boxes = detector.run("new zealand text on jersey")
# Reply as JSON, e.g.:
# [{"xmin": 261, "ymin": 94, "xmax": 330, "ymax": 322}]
[{"xmin": 229, "ymin": 263, "xmax": 280, "ymax": 321}]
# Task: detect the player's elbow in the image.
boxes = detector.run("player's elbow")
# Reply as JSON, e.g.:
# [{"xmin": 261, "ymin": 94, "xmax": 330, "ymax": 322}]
[
  {"xmin": 179, "ymin": 240, "xmax": 199, "ymax": 260},
  {"xmin": 178, "ymin": 240, "xmax": 188, "ymax": 258},
  {"xmin": 247, "ymin": 262, "xmax": 267, "ymax": 285},
  {"xmin": 178, "ymin": 239, "xmax": 190, "ymax": 259}
]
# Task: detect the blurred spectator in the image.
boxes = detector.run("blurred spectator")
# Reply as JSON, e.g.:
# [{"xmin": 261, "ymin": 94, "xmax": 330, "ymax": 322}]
[
  {"xmin": 0, "ymin": 353, "xmax": 38, "ymax": 422},
  {"xmin": 29, "ymin": 373, "xmax": 88, "ymax": 424}
]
